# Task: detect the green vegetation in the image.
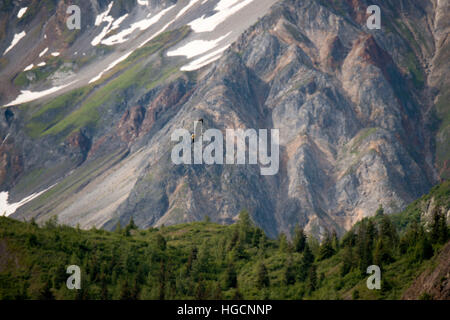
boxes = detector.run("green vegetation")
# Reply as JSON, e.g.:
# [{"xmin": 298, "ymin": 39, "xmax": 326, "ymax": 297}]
[
  {"xmin": 27, "ymin": 27, "xmax": 189, "ymax": 138},
  {"xmin": 13, "ymin": 56, "xmax": 64, "ymax": 87},
  {"xmin": 25, "ymin": 87, "xmax": 89, "ymax": 138},
  {"xmin": 24, "ymin": 27, "xmax": 189, "ymax": 140},
  {"xmin": 0, "ymin": 182, "xmax": 448, "ymax": 300},
  {"xmin": 404, "ymin": 52, "xmax": 424, "ymax": 88}
]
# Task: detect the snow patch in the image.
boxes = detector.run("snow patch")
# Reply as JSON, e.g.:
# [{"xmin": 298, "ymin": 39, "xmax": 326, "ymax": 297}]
[
  {"xmin": 38, "ymin": 47, "xmax": 49, "ymax": 57},
  {"xmin": 181, "ymin": 44, "xmax": 229, "ymax": 71},
  {"xmin": 95, "ymin": 1, "xmax": 114, "ymax": 26},
  {"xmin": 89, "ymin": 52, "xmax": 132, "ymax": 83},
  {"xmin": 167, "ymin": 32, "xmax": 231, "ymax": 59},
  {"xmin": 3, "ymin": 82, "xmax": 76, "ymax": 107},
  {"xmin": 0, "ymin": 185, "xmax": 55, "ymax": 217},
  {"xmin": 176, "ymin": 0, "xmax": 202, "ymax": 19},
  {"xmin": 188, "ymin": 0, "xmax": 256, "ymax": 32},
  {"xmin": 91, "ymin": 1, "xmax": 116, "ymax": 46},
  {"xmin": 17, "ymin": 7, "xmax": 28, "ymax": 19},
  {"xmin": 138, "ymin": 20, "xmax": 172, "ymax": 48},
  {"xmin": 101, "ymin": 5, "xmax": 174, "ymax": 46},
  {"xmin": 3, "ymin": 31, "xmax": 26, "ymax": 55},
  {"xmin": 112, "ymin": 14, "xmax": 129, "ymax": 30}
]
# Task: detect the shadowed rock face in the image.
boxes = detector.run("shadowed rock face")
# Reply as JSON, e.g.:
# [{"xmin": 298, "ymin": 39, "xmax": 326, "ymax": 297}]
[
  {"xmin": 2, "ymin": 0, "xmax": 448, "ymax": 239},
  {"xmin": 108, "ymin": 0, "xmax": 443, "ymax": 238}
]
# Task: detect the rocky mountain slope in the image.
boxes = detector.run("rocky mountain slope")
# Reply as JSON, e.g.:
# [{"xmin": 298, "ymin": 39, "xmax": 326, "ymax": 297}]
[{"xmin": 0, "ymin": 0, "xmax": 449, "ymax": 239}]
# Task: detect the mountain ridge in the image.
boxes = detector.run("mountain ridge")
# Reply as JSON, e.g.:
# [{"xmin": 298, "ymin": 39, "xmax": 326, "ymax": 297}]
[{"xmin": 0, "ymin": 0, "xmax": 448, "ymax": 239}]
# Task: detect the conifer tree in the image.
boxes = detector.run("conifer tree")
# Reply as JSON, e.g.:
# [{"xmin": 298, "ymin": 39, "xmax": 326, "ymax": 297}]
[
  {"xmin": 195, "ymin": 280, "xmax": 207, "ymax": 300},
  {"xmin": 318, "ymin": 233, "xmax": 335, "ymax": 260},
  {"xmin": 340, "ymin": 246, "xmax": 353, "ymax": 276},
  {"xmin": 252, "ymin": 228, "xmax": 263, "ymax": 247},
  {"xmin": 156, "ymin": 233, "xmax": 167, "ymax": 251},
  {"xmin": 238, "ymin": 209, "xmax": 253, "ymax": 244},
  {"xmin": 284, "ymin": 257, "xmax": 296, "ymax": 285},
  {"xmin": 307, "ymin": 264, "xmax": 317, "ymax": 293},
  {"xmin": 374, "ymin": 238, "xmax": 393, "ymax": 265},
  {"xmin": 224, "ymin": 263, "xmax": 237, "ymax": 288},
  {"xmin": 293, "ymin": 225, "xmax": 306, "ymax": 253},
  {"xmin": 375, "ymin": 204, "xmax": 384, "ymax": 216},
  {"xmin": 256, "ymin": 262, "xmax": 270, "ymax": 289},
  {"xmin": 119, "ymin": 280, "xmax": 132, "ymax": 300},
  {"xmin": 303, "ymin": 243, "xmax": 314, "ymax": 267},
  {"xmin": 212, "ymin": 282, "xmax": 222, "ymax": 299},
  {"xmin": 186, "ymin": 246, "xmax": 198, "ymax": 274},
  {"xmin": 278, "ymin": 233, "xmax": 288, "ymax": 253},
  {"xmin": 331, "ymin": 230, "xmax": 339, "ymax": 251}
]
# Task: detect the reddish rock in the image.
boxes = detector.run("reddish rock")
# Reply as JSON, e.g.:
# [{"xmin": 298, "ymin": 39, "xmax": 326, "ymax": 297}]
[
  {"xmin": 140, "ymin": 81, "xmax": 188, "ymax": 136},
  {"xmin": 117, "ymin": 105, "xmax": 145, "ymax": 143},
  {"xmin": 66, "ymin": 129, "xmax": 91, "ymax": 156},
  {"xmin": 344, "ymin": 0, "xmax": 367, "ymax": 25}
]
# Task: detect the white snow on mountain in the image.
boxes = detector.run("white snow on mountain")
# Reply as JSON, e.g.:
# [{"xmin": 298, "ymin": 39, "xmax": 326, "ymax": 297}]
[
  {"xmin": 176, "ymin": 0, "xmax": 202, "ymax": 19},
  {"xmin": 167, "ymin": 32, "xmax": 231, "ymax": 59},
  {"xmin": 0, "ymin": 186, "xmax": 55, "ymax": 217},
  {"xmin": 24, "ymin": 64, "xmax": 34, "ymax": 71},
  {"xmin": 100, "ymin": 6, "xmax": 174, "ymax": 46},
  {"xmin": 4, "ymin": 82, "xmax": 76, "ymax": 107},
  {"xmin": 17, "ymin": 7, "xmax": 28, "ymax": 19},
  {"xmin": 38, "ymin": 47, "xmax": 49, "ymax": 57},
  {"xmin": 188, "ymin": 0, "xmax": 256, "ymax": 32},
  {"xmin": 89, "ymin": 51, "xmax": 132, "ymax": 83},
  {"xmin": 3, "ymin": 31, "xmax": 26, "ymax": 55},
  {"xmin": 180, "ymin": 44, "xmax": 230, "ymax": 71}
]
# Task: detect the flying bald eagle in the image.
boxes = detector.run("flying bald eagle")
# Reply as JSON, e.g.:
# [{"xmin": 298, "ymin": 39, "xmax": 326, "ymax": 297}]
[{"xmin": 191, "ymin": 118, "xmax": 204, "ymax": 143}]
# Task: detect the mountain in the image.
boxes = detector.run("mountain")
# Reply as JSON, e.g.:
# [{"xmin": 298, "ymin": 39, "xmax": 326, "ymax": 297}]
[
  {"xmin": 0, "ymin": 0, "xmax": 449, "ymax": 239},
  {"xmin": 0, "ymin": 181, "xmax": 448, "ymax": 299}
]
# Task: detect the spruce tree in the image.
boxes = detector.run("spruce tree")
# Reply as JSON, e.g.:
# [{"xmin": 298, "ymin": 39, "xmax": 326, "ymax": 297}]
[
  {"xmin": 307, "ymin": 264, "xmax": 317, "ymax": 293},
  {"xmin": 212, "ymin": 282, "xmax": 222, "ymax": 299},
  {"xmin": 238, "ymin": 209, "xmax": 253, "ymax": 244},
  {"xmin": 224, "ymin": 263, "xmax": 237, "ymax": 288},
  {"xmin": 156, "ymin": 233, "xmax": 167, "ymax": 251},
  {"xmin": 318, "ymin": 233, "xmax": 335, "ymax": 260},
  {"xmin": 340, "ymin": 246, "xmax": 353, "ymax": 276},
  {"xmin": 284, "ymin": 257, "xmax": 296, "ymax": 285},
  {"xmin": 278, "ymin": 233, "xmax": 288, "ymax": 253},
  {"xmin": 186, "ymin": 247, "xmax": 198, "ymax": 274},
  {"xmin": 293, "ymin": 225, "xmax": 306, "ymax": 253},
  {"xmin": 256, "ymin": 262, "xmax": 270, "ymax": 289},
  {"xmin": 331, "ymin": 230, "xmax": 339, "ymax": 251},
  {"xmin": 303, "ymin": 243, "xmax": 314, "ymax": 267},
  {"xmin": 119, "ymin": 280, "xmax": 132, "ymax": 300}
]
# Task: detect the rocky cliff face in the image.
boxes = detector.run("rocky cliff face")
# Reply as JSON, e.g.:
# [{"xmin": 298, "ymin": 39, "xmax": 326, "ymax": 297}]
[
  {"xmin": 403, "ymin": 241, "xmax": 450, "ymax": 300},
  {"xmin": 1, "ymin": 0, "xmax": 448, "ymax": 239}
]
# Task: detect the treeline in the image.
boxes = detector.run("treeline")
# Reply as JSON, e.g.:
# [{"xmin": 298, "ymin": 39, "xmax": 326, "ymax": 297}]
[{"xmin": 0, "ymin": 184, "xmax": 448, "ymax": 300}]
